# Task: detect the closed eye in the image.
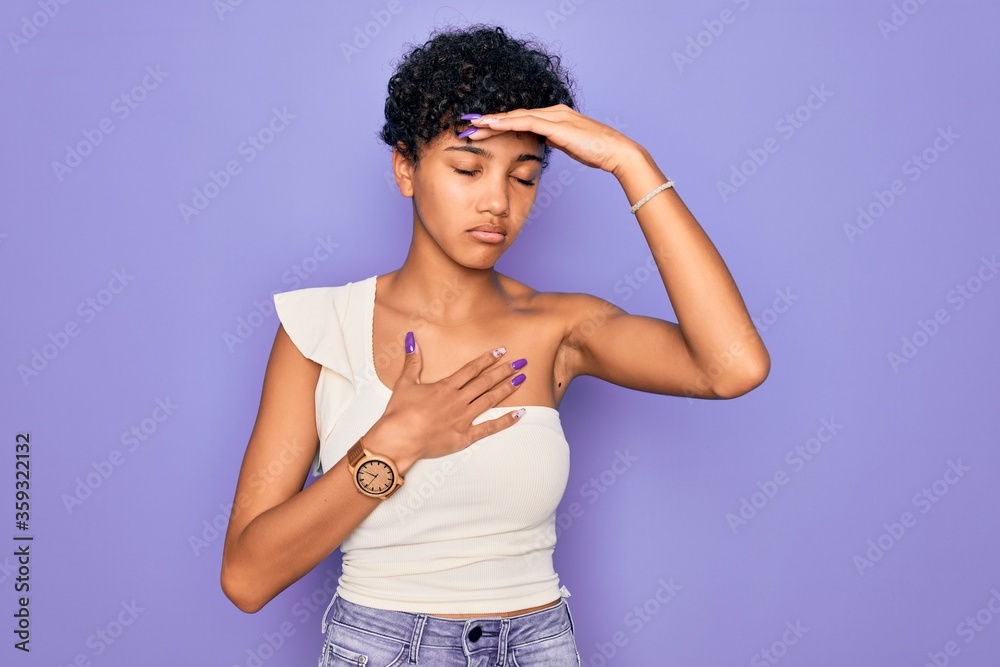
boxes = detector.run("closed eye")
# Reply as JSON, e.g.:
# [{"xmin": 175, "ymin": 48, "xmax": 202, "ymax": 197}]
[{"xmin": 453, "ymin": 168, "xmax": 536, "ymax": 187}]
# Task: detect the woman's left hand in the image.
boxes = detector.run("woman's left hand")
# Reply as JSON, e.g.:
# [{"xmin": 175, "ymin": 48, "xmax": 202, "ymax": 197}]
[{"xmin": 466, "ymin": 105, "xmax": 642, "ymax": 175}]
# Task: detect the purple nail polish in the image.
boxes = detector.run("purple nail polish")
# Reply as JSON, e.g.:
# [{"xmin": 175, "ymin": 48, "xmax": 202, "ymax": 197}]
[
  {"xmin": 511, "ymin": 373, "xmax": 525, "ymax": 387},
  {"xmin": 461, "ymin": 113, "xmax": 483, "ymax": 120},
  {"xmin": 405, "ymin": 331, "xmax": 415, "ymax": 354},
  {"xmin": 511, "ymin": 358, "xmax": 527, "ymax": 371},
  {"xmin": 457, "ymin": 127, "xmax": 477, "ymax": 139}
]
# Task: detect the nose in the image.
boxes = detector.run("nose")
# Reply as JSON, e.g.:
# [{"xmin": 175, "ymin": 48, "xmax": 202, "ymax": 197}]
[{"xmin": 476, "ymin": 173, "xmax": 510, "ymax": 217}]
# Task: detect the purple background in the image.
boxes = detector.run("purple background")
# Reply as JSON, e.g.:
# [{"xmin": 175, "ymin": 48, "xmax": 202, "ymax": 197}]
[{"xmin": 4, "ymin": 1, "xmax": 999, "ymax": 665}]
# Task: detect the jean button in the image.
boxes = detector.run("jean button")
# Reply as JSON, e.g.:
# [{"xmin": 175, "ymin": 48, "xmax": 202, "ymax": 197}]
[{"xmin": 468, "ymin": 625, "xmax": 482, "ymax": 642}]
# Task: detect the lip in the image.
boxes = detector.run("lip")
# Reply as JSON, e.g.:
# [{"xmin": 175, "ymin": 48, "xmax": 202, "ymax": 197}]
[
  {"xmin": 468, "ymin": 230, "xmax": 506, "ymax": 244},
  {"xmin": 468, "ymin": 224, "xmax": 506, "ymax": 235}
]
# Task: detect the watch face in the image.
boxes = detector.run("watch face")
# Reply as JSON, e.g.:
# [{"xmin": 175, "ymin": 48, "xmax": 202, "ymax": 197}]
[{"xmin": 356, "ymin": 460, "xmax": 396, "ymax": 494}]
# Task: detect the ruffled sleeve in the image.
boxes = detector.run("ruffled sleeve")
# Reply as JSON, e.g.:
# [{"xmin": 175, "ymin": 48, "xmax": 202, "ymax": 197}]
[{"xmin": 273, "ymin": 284, "xmax": 357, "ymax": 477}]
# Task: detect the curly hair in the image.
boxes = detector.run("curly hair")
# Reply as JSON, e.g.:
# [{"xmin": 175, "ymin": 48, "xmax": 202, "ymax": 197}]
[{"xmin": 379, "ymin": 24, "xmax": 579, "ymax": 172}]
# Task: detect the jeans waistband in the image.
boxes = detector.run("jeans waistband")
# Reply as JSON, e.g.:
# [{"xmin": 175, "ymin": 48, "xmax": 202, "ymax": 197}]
[{"xmin": 321, "ymin": 585, "xmax": 575, "ymax": 649}]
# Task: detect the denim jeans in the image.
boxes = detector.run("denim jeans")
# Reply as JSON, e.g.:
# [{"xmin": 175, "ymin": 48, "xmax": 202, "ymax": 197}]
[{"xmin": 319, "ymin": 587, "xmax": 580, "ymax": 666}]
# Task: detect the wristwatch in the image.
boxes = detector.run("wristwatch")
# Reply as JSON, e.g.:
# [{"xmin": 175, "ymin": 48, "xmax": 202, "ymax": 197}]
[{"xmin": 347, "ymin": 436, "xmax": 405, "ymax": 500}]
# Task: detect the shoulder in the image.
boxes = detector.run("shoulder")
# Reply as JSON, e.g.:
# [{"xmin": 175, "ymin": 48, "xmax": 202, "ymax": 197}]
[
  {"xmin": 499, "ymin": 274, "xmax": 627, "ymax": 348},
  {"xmin": 271, "ymin": 277, "xmax": 364, "ymax": 371},
  {"xmin": 273, "ymin": 276, "xmax": 366, "ymax": 318},
  {"xmin": 273, "ymin": 277, "xmax": 358, "ymax": 302}
]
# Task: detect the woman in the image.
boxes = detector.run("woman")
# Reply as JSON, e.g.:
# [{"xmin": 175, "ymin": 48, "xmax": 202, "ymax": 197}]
[{"xmin": 221, "ymin": 24, "xmax": 770, "ymax": 666}]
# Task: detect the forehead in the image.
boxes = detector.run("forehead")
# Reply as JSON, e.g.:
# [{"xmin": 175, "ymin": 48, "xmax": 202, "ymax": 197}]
[{"xmin": 425, "ymin": 129, "xmax": 544, "ymax": 161}]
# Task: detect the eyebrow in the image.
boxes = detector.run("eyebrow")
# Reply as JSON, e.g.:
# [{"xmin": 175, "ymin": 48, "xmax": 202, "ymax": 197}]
[{"xmin": 442, "ymin": 145, "xmax": 543, "ymax": 165}]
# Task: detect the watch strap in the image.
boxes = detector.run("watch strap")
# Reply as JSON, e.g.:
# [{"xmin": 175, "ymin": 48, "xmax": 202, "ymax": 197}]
[{"xmin": 347, "ymin": 437, "xmax": 367, "ymax": 468}]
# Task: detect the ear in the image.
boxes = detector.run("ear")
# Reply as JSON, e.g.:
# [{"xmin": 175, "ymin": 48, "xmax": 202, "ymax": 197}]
[{"xmin": 391, "ymin": 142, "xmax": 415, "ymax": 198}]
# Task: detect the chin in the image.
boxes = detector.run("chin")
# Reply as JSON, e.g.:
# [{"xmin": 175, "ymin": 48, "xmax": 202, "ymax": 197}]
[{"xmin": 457, "ymin": 255, "xmax": 504, "ymax": 271}]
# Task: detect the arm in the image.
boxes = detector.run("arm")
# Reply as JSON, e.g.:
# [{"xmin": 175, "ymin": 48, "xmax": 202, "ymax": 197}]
[
  {"xmin": 565, "ymin": 145, "xmax": 770, "ymax": 399},
  {"xmin": 220, "ymin": 325, "xmax": 415, "ymax": 614},
  {"xmin": 470, "ymin": 107, "xmax": 770, "ymax": 400}
]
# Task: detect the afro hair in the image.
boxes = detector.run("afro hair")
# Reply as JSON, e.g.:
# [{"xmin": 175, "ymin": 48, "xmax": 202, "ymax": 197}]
[{"xmin": 379, "ymin": 24, "xmax": 579, "ymax": 172}]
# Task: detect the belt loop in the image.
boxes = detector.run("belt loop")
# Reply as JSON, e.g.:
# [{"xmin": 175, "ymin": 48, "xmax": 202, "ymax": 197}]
[
  {"xmin": 321, "ymin": 592, "xmax": 340, "ymax": 635},
  {"xmin": 495, "ymin": 618, "xmax": 511, "ymax": 666},
  {"xmin": 408, "ymin": 614, "xmax": 427, "ymax": 664}
]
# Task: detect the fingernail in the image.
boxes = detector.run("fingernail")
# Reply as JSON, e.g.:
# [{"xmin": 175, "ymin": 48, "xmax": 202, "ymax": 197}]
[
  {"xmin": 461, "ymin": 113, "xmax": 482, "ymax": 120},
  {"xmin": 510, "ymin": 358, "xmax": 527, "ymax": 371},
  {"xmin": 457, "ymin": 126, "xmax": 477, "ymax": 139},
  {"xmin": 405, "ymin": 331, "xmax": 415, "ymax": 354},
  {"xmin": 512, "ymin": 408, "xmax": 526, "ymax": 420},
  {"xmin": 511, "ymin": 373, "xmax": 525, "ymax": 387},
  {"xmin": 493, "ymin": 346, "xmax": 507, "ymax": 358}
]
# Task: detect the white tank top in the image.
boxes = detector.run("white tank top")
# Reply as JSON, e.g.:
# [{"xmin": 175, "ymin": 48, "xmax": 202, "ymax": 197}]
[{"xmin": 272, "ymin": 274, "xmax": 572, "ymax": 614}]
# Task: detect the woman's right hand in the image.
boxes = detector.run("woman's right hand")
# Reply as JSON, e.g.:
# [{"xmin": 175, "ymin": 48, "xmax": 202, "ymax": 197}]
[{"xmin": 365, "ymin": 331, "xmax": 528, "ymax": 470}]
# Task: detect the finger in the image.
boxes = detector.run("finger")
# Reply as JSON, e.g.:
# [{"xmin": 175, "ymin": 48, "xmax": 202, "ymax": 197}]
[
  {"xmin": 473, "ymin": 105, "xmax": 575, "ymax": 122},
  {"xmin": 474, "ymin": 113, "xmax": 564, "ymax": 137},
  {"xmin": 466, "ymin": 118, "xmax": 557, "ymax": 146},
  {"xmin": 401, "ymin": 330, "xmax": 422, "ymax": 383},
  {"xmin": 463, "ymin": 362, "xmax": 526, "ymax": 420},
  {"xmin": 449, "ymin": 345, "xmax": 508, "ymax": 391},
  {"xmin": 459, "ymin": 126, "xmax": 507, "ymax": 141},
  {"xmin": 467, "ymin": 408, "xmax": 526, "ymax": 442}
]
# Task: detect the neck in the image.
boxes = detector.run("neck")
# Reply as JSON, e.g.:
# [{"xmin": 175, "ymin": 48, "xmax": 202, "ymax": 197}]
[
  {"xmin": 385, "ymin": 262, "xmax": 510, "ymax": 326},
  {"xmin": 383, "ymin": 222, "xmax": 512, "ymax": 325}
]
